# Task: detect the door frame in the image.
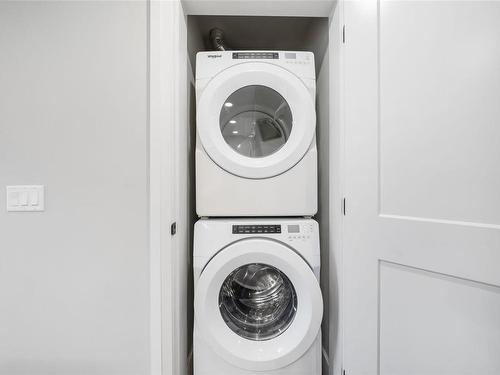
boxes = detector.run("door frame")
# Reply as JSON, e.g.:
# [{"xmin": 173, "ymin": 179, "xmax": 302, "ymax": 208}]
[
  {"xmin": 149, "ymin": 1, "xmax": 185, "ymax": 374},
  {"xmin": 149, "ymin": 1, "xmax": 346, "ymax": 375},
  {"xmin": 328, "ymin": 2, "xmax": 346, "ymax": 375}
]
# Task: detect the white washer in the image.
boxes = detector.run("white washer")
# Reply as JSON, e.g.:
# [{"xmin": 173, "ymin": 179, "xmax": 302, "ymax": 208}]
[
  {"xmin": 196, "ymin": 51, "xmax": 317, "ymax": 217},
  {"xmin": 194, "ymin": 218, "xmax": 323, "ymax": 375}
]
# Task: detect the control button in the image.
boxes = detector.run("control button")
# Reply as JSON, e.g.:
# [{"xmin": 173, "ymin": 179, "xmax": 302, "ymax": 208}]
[{"xmin": 19, "ymin": 192, "xmax": 28, "ymax": 206}]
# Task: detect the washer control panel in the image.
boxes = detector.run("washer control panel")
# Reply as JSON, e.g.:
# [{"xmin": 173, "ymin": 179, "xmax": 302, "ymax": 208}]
[
  {"xmin": 231, "ymin": 222, "xmax": 314, "ymax": 241},
  {"xmin": 232, "ymin": 224, "xmax": 281, "ymax": 234},
  {"xmin": 286, "ymin": 222, "xmax": 314, "ymax": 242}
]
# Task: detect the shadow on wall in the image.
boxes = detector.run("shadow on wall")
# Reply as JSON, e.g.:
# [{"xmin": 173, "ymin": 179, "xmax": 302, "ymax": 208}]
[{"xmin": 188, "ymin": 15, "xmax": 328, "ymax": 75}]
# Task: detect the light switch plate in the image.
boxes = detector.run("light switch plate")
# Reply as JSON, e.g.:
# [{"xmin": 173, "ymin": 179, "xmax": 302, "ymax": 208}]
[{"xmin": 6, "ymin": 185, "xmax": 45, "ymax": 212}]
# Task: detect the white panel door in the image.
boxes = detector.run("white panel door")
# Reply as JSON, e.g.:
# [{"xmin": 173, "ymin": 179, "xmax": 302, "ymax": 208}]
[{"xmin": 343, "ymin": 2, "xmax": 500, "ymax": 375}]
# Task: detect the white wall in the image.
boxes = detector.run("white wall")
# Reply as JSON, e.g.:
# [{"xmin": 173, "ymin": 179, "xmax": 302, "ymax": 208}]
[
  {"xmin": 182, "ymin": 0, "xmax": 334, "ymax": 17},
  {"xmin": 0, "ymin": 2, "xmax": 150, "ymax": 374}
]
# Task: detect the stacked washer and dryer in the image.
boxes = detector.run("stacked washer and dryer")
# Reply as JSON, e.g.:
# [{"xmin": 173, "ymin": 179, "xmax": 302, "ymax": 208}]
[{"xmin": 194, "ymin": 50, "xmax": 323, "ymax": 375}]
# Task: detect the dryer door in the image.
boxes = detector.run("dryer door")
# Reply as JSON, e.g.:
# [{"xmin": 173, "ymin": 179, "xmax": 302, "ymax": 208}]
[
  {"xmin": 194, "ymin": 239, "xmax": 323, "ymax": 371},
  {"xmin": 197, "ymin": 62, "xmax": 316, "ymax": 179}
]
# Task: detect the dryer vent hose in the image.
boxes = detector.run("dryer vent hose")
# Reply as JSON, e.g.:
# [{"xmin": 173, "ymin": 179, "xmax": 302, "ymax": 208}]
[{"xmin": 209, "ymin": 28, "xmax": 230, "ymax": 51}]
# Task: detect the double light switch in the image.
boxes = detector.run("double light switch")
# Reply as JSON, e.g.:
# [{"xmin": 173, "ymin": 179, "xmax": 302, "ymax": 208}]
[{"xmin": 6, "ymin": 185, "xmax": 45, "ymax": 212}]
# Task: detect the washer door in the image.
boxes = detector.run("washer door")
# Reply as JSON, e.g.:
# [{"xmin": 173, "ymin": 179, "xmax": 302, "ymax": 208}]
[
  {"xmin": 197, "ymin": 62, "xmax": 316, "ymax": 179},
  {"xmin": 194, "ymin": 239, "xmax": 323, "ymax": 371}
]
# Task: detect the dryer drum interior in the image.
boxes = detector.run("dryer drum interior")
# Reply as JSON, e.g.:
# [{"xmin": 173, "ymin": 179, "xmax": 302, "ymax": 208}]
[
  {"xmin": 219, "ymin": 263, "xmax": 298, "ymax": 341},
  {"xmin": 219, "ymin": 85, "xmax": 293, "ymax": 158}
]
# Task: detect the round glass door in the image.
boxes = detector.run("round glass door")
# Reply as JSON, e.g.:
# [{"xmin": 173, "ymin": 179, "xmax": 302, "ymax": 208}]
[
  {"xmin": 219, "ymin": 85, "xmax": 293, "ymax": 158},
  {"xmin": 194, "ymin": 237, "xmax": 323, "ymax": 371},
  {"xmin": 219, "ymin": 263, "xmax": 297, "ymax": 341}
]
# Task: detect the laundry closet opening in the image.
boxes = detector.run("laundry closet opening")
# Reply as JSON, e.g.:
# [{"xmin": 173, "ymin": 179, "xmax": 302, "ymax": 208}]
[{"xmin": 184, "ymin": 14, "xmax": 333, "ymax": 374}]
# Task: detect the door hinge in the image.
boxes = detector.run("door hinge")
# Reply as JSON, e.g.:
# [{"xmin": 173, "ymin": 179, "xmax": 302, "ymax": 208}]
[
  {"xmin": 342, "ymin": 25, "xmax": 346, "ymax": 44},
  {"xmin": 170, "ymin": 222, "xmax": 177, "ymax": 235},
  {"xmin": 343, "ymin": 198, "xmax": 347, "ymax": 216}
]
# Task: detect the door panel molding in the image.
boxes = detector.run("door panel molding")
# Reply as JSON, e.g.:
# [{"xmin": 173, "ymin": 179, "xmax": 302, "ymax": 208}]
[{"xmin": 344, "ymin": 1, "xmax": 500, "ymax": 374}]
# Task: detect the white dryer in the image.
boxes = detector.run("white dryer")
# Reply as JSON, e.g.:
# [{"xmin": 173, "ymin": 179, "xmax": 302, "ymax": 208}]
[
  {"xmin": 196, "ymin": 51, "xmax": 317, "ymax": 217},
  {"xmin": 193, "ymin": 218, "xmax": 323, "ymax": 375}
]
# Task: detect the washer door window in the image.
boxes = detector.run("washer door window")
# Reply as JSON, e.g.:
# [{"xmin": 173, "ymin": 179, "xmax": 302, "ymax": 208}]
[
  {"xmin": 194, "ymin": 239, "xmax": 323, "ymax": 372},
  {"xmin": 220, "ymin": 86, "xmax": 293, "ymax": 158},
  {"xmin": 197, "ymin": 62, "xmax": 315, "ymax": 179},
  {"xmin": 219, "ymin": 263, "xmax": 297, "ymax": 340}
]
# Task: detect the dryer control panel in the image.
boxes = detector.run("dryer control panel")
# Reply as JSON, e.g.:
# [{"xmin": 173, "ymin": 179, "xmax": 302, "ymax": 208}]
[
  {"xmin": 196, "ymin": 51, "xmax": 315, "ymax": 81},
  {"xmin": 232, "ymin": 224, "xmax": 281, "ymax": 234},
  {"xmin": 232, "ymin": 52, "xmax": 278, "ymax": 59}
]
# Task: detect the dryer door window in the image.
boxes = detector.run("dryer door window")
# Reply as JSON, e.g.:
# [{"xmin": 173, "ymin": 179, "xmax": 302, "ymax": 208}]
[
  {"xmin": 219, "ymin": 263, "xmax": 297, "ymax": 341},
  {"xmin": 219, "ymin": 86, "xmax": 293, "ymax": 158},
  {"xmin": 196, "ymin": 62, "xmax": 316, "ymax": 179}
]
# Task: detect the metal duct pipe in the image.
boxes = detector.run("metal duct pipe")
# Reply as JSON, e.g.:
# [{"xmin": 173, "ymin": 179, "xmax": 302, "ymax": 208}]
[{"xmin": 209, "ymin": 28, "xmax": 230, "ymax": 51}]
